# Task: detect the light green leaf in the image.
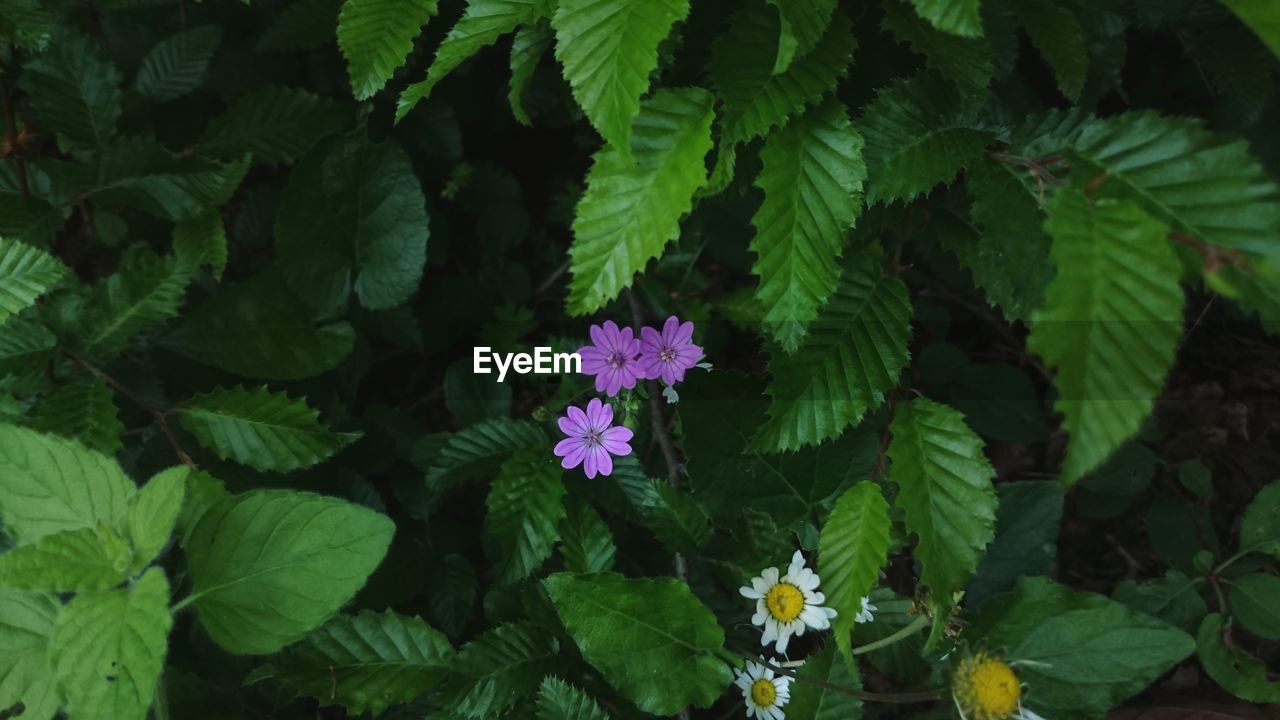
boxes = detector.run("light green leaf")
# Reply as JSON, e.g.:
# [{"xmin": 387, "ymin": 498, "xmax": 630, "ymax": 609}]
[
  {"xmin": 173, "ymin": 210, "xmax": 228, "ymax": 281},
  {"xmin": 441, "ymin": 622, "xmax": 560, "ymax": 719},
  {"xmin": 201, "ymin": 85, "xmax": 346, "ymax": 165},
  {"xmin": 20, "ymin": 32, "xmax": 121, "ymax": 150},
  {"xmin": 1027, "ymin": 191, "xmax": 1184, "ymax": 485},
  {"xmin": 337, "ymin": 0, "xmax": 438, "ymax": 100},
  {"xmin": 184, "ymin": 489, "xmax": 394, "ymax": 654},
  {"xmin": 277, "ymin": 133, "xmax": 429, "ymax": 311},
  {"xmin": 1221, "ymin": 0, "xmax": 1280, "ymax": 58},
  {"xmin": 566, "ymin": 88, "xmax": 714, "ymax": 315},
  {"xmin": 178, "ymin": 385, "xmax": 361, "ymax": 472},
  {"xmin": 484, "ymin": 446, "xmax": 567, "ymax": 584},
  {"xmin": 0, "ymin": 424, "xmax": 134, "ymax": 545},
  {"xmin": 819, "ymin": 481, "xmax": 890, "ymax": 662},
  {"xmin": 134, "ymin": 26, "xmax": 222, "ymax": 102},
  {"xmin": 536, "ymin": 676, "xmax": 611, "ymax": 720},
  {"xmin": 765, "ymin": 0, "xmax": 838, "ymax": 74},
  {"xmin": 909, "ymin": 0, "xmax": 983, "ymax": 38},
  {"xmin": 0, "ymin": 236, "xmax": 68, "ymax": 325},
  {"xmin": 543, "ymin": 572, "xmax": 732, "ymax": 715},
  {"xmin": 551, "ymin": 0, "xmax": 689, "ymax": 152},
  {"xmin": 887, "ymin": 397, "xmax": 997, "ymax": 602},
  {"xmin": 1240, "ymin": 481, "xmax": 1280, "ymax": 556},
  {"xmin": 750, "ymin": 101, "xmax": 866, "ymax": 351},
  {"xmin": 509, "ymin": 20, "xmax": 554, "ymax": 125},
  {"xmin": 881, "ymin": 0, "xmax": 992, "ymax": 97},
  {"xmin": 558, "ymin": 499, "xmax": 616, "ymax": 574},
  {"xmin": 50, "ymin": 567, "xmax": 173, "ymax": 720},
  {"xmin": 31, "ymin": 376, "xmax": 122, "ymax": 455},
  {"xmin": 1012, "ymin": 0, "xmax": 1086, "ymax": 101},
  {"xmin": 0, "ymin": 588, "xmax": 60, "ymax": 720},
  {"xmin": 1196, "ymin": 613, "xmax": 1280, "ymax": 703},
  {"xmin": 754, "ymin": 253, "xmax": 912, "ymax": 452},
  {"xmin": 0, "ymin": 523, "xmax": 130, "ymax": 592},
  {"xmin": 125, "ymin": 466, "xmax": 188, "ymax": 570},
  {"xmin": 266, "ymin": 610, "xmax": 454, "ymax": 716}
]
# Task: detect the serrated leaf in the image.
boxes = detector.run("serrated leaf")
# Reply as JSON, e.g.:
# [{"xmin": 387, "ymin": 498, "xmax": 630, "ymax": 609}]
[
  {"xmin": 710, "ymin": 5, "xmax": 855, "ymax": 145},
  {"xmin": 509, "ymin": 20, "xmax": 554, "ymax": 125},
  {"xmin": 1012, "ymin": 0, "xmax": 1086, "ymax": 101},
  {"xmin": 178, "ymin": 385, "xmax": 361, "ymax": 472},
  {"xmin": 857, "ymin": 73, "xmax": 993, "ymax": 205},
  {"xmin": 50, "ymin": 567, "xmax": 172, "ymax": 720},
  {"xmin": 536, "ymin": 676, "xmax": 611, "ymax": 720},
  {"xmin": 1027, "ymin": 191, "xmax": 1184, "ymax": 485},
  {"xmin": 909, "ymin": 0, "xmax": 983, "ymax": 38},
  {"xmin": 566, "ymin": 87, "xmax": 714, "ymax": 315},
  {"xmin": 0, "ymin": 193, "xmax": 66, "ymax": 247},
  {"xmin": 184, "ymin": 489, "xmax": 394, "ymax": 654},
  {"xmin": 268, "ymin": 610, "xmax": 454, "ymax": 716},
  {"xmin": 543, "ymin": 572, "xmax": 732, "ymax": 716},
  {"xmin": 428, "ymin": 553, "xmax": 476, "ymax": 636},
  {"xmin": 887, "ymin": 397, "xmax": 997, "ymax": 602},
  {"xmin": 485, "ymin": 447, "xmax": 567, "ymax": 585},
  {"xmin": 754, "ymin": 253, "xmax": 912, "ymax": 452},
  {"xmin": 0, "ymin": 317, "xmax": 56, "ymax": 383},
  {"xmin": 20, "ymin": 32, "xmax": 121, "ymax": 150},
  {"xmin": 750, "ymin": 100, "xmax": 866, "ymax": 350},
  {"xmin": 551, "ymin": 0, "xmax": 689, "ymax": 151},
  {"xmin": 337, "ymin": 0, "xmax": 438, "ymax": 100},
  {"xmin": 201, "ymin": 85, "xmax": 346, "ymax": 165},
  {"xmin": 882, "ymin": 0, "xmax": 992, "ymax": 97},
  {"xmin": 173, "ymin": 210, "xmax": 227, "ymax": 281},
  {"xmin": 0, "ymin": 0, "xmax": 54, "ymax": 50},
  {"xmin": 819, "ymin": 481, "xmax": 890, "ymax": 662},
  {"xmin": 134, "ymin": 26, "xmax": 222, "ymax": 102},
  {"xmin": 1221, "ymin": 0, "xmax": 1280, "ymax": 58},
  {"xmin": 83, "ymin": 138, "xmax": 250, "ymax": 221},
  {"xmin": 428, "ymin": 417, "xmax": 546, "ymax": 492},
  {"xmin": 31, "ymin": 376, "xmax": 122, "ymax": 454},
  {"xmin": 765, "ymin": 0, "xmax": 838, "ymax": 74},
  {"xmin": 634, "ymin": 479, "xmax": 712, "ymax": 554},
  {"xmin": 441, "ymin": 622, "xmax": 560, "ymax": 719},
  {"xmin": 74, "ymin": 248, "xmax": 184, "ymax": 359},
  {"xmin": 0, "ymin": 236, "xmax": 68, "ymax": 325},
  {"xmin": 0, "ymin": 523, "xmax": 131, "ymax": 592},
  {"xmin": 558, "ymin": 499, "xmax": 616, "ymax": 573},
  {"xmin": 126, "ymin": 466, "xmax": 187, "ymax": 570},
  {"xmin": 0, "ymin": 588, "xmax": 60, "ymax": 720}
]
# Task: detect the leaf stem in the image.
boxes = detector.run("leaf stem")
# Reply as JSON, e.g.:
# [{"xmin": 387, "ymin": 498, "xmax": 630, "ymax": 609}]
[
  {"xmin": 69, "ymin": 354, "xmax": 196, "ymax": 467},
  {"xmin": 852, "ymin": 615, "xmax": 930, "ymax": 655},
  {"xmin": 728, "ymin": 648, "xmax": 944, "ymax": 704}
]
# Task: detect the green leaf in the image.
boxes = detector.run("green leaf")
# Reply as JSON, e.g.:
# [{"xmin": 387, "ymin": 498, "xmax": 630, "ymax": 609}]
[
  {"xmin": 0, "ymin": 193, "xmax": 66, "ymax": 247},
  {"xmin": 750, "ymin": 100, "xmax": 867, "ymax": 351},
  {"xmin": 551, "ymin": 0, "xmax": 689, "ymax": 152},
  {"xmin": 818, "ymin": 481, "xmax": 891, "ymax": 662},
  {"xmin": 134, "ymin": 26, "xmax": 222, "ymax": 102},
  {"xmin": 1221, "ymin": 0, "xmax": 1280, "ymax": 58},
  {"xmin": 886, "ymin": 397, "xmax": 997, "ymax": 602},
  {"xmin": 427, "ymin": 554, "xmax": 476, "ymax": 636},
  {"xmin": 1012, "ymin": 0, "xmax": 1087, "ymax": 101},
  {"xmin": 765, "ymin": 0, "xmax": 838, "ymax": 74},
  {"xmin": 163, "ymin": 271, "xmax": 356, "ymax": 380},
  {"xmin": 485, "ymin": 446, "xmax": 567, "ymax": 584},
  {"xmin": 565, "ymin": 88, "xmax": 714, "ymax": 315},
  {"xmin": 31, "ymin": 376, "xmax": 122, "ymax": 454},
  {"xmin": 1196, "ymin": 613, "xmax": 1280, "ymax": 703},
  {"xmin": 857, "ymin": 73, "xmax": 993, "ymax": 205},
  {"xmin": 0, "ymin": 523, "xmax": 130, "ymax": 592},
  {"xmin": 784, "ymin": 643, "xmax": 863, "ymax": 720},
  {"xmin": 0, "ymin": 423, "xmax": 134, "ymax": 545},
  {"xmin": 970, "ymin": 577, "xmax": 1195, "ymax": 717},
  {"xmin": 337, "ymin": 0, "xmax": 438, "ymax": 100},
  {"xmin": 1228, "ymin": 573, "xmax": 1280, "ymax": 640},
  {"xmin": 0, "ymin": 0, "xmax": 54, "ymax": 50},
  {"xmin": 184, "ymin": 489, "xmax": 394, "ymax": 654},
  {"xmin": 84, "ymin": 139, "xmax": 250, "ymax": 221},
  {"xmin": 0, "ymin": 236, "xmax": 68, "ymax": 325},
  {"xmin": 125, "ymin": 466, "xmax": 188, "ymax": 570},
  {"xmin": 428, "ymin": 417, "xmax": 546, "ymax": 490},
  {"xmin": 1240, "ymin": 481, "xmax": 1280, "ymax": 556},
  {"xmin": 71, "ymin": 248, "xmax": 185, "ymax": 359},
  {"xmin": 1113, "ymin": 571, "xmax": 1207, "ymax": 633},
  {"xmin": 0, "ymin": 318, "xmax": 56, "ymax": 384},
  {"xmin": 266, "ymin": 610, "xmax": 454, "ymax": 716},
  {"xmin": 396, "ymin": 0, "xmax": 546, "ymax": 120},
  {"xmin": 201, "ymin": 85, "xmax": 346, "ymax": 165},
  {"xmin": 20, "ymin": 32, "xmax": 121, "ymax": 149},
  {"xmin": 509, "ymin": 21, "xmax": 554, "ymax": 125},
  {"xmin": 258, "ymin": 0, "xmax": 343, "ymax": 52},
  {"xmin": 50, "ymin": 567, "xmax": 173, "ymax": 720},
  {"xmin": 909, "ymin": 0, "xmax": 983, "ymax": 38},
  {"xmin": 178, "ymin": 385, "xmax": 361, "ymax": 472},
  {"xmin": 536, "ymin": 676, "xmax": 611, "ymax": 720},
  {"xmin": 754, "ymin": 253, "xmax": 912, "ymax": 451},
  {"xmin": 543, "ymin": 572, "xmax": 732, "ymax": 715},
  {"xmin": 710, "ymin": 5, "xmax": 855, "ymax": 145},
  {"xmin": 966, "ymin": 481, "xmax": 1062, "ymax": 609},
  {"xmin": 173, "ymin": 210, "xmax": 228, "ymax": 281},
  {"xmin": 0, "ymin": 588, "xmax": 60, "ymax": 720},
  {"xmin": 558, "ymin": 498, "xmax": 616, "ymax": 574},
  {"xmin": 441, "ymin": 622, "xmax": 560, "ymax": 719},
  {"xmin": 633, "ymin": 479, "xmax": 712, "ymax": 555},
  {"xmin": 881, "ymin": 0, "xmax": 992, "ymax": 97},
  {"xmin": 276, "ymin": 132, "xmax": 429, "ymax": 311},
  {"xmin": 1027, "ymin": 191, "xmax": 1184, "ymax": 484}
]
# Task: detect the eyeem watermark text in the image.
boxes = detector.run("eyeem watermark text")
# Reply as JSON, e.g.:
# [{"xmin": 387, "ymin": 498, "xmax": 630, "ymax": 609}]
[{"xmin": 473, "ymin": 347, "xmax": 582, "ymax": 382}]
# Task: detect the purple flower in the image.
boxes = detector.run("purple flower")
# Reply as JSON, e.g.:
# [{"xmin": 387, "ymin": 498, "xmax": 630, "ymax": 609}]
[
  {"xmin": 640, "ymin": 316, "xmax": 702, "ymax": 386},
  {"xmin": 553, "ymin": 398, "xmax": 633, "ymax": 478},
  {"xmin": 578, "ymin": 320, "xmax": 643, "ymax": 397}
]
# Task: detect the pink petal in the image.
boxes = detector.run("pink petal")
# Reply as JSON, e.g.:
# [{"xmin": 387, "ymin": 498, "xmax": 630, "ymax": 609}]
[
  {"xmin": 673, "ymin": 320, "xmax": 695, "ymax": 346},
  {"xmin": 640, "ymin": 326, "xmax": 662, "ymax": 350},
  {"xmin": 558, "ymin": 441, "xmax": 587, "ymax": 469},
  {"xmin": 567, "ymin": 405, "xmax": 589, "ymax": 431},
  {"xmin": 583, "ymin": 448, "xmax": 599, "ymax": 478},
  {"xmin": 588, "ymin": 323, "xmax": 608, "ymax": 349},
  {"xmin": 661, "ymin": 363, "xmax": 681, "ymax": 386},
  {"xmin": 596, "ymin": 401, "xmax": 614, "ymax": 428},
  {"xmin": 594, "ymin": 448, "xmax": 614, "ymax": 476},
  {"xmin": 557, "ymin": 415, "xmax": 584, "ymax": 436},
  {"xmin": 662, "ymin": 316, "xmax": 681, "ymax": 344},
  {"xmin": 601, "ymin": 320, "xmax": 622, "ymax": 352},
  {"xmin": 586, "ymin": 398, "xmax": 603, "ymax": 425}
]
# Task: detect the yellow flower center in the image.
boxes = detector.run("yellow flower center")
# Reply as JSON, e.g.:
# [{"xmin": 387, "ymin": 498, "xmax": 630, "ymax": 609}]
[
  {"xmin": 764, "ymin": 582, "xmax": 805, "ymax": 622},
  {"xmin": 750, "ymin": 678, "xmax": 777, "ymax": 707},
  {"xmin": 953, "ymin": 654, "xmax": 1022, "ymax": 720}
]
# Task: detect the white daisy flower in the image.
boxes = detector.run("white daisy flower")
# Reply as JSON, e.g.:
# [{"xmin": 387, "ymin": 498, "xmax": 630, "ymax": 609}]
[
  {"xmin": 735, "ymin": 660, "xmax": 791, "ymax": 720},
  {"xmin": 855, "ymin": 596, "xmax": 877, "ymax": 624},
  {"xmin": 739, "ymin": 550, "xmax": 837, "ymax": 653}
]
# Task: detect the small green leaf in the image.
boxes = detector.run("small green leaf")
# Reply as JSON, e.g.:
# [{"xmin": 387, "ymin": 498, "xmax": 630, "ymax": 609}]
[
  {"xmin": 764, "ymin": 0, "xmax": 838, "ymax": 74},
  {"xmin": 1011, "ymin": 0, "xmax": 1087, "ymax": 101},
  {"xmin": 173, "ymin": 210, "xmax": 228, "ymax": 282},
  {"xmin": 202, "ymin": 85, "xmax": 346, "ymax": 165},
  {"xmin": 1228, "ymin": 573, "xmax": 1280, "ymax": 640},
  {"xmin": 509, "ymin": 21, "xmax": 554, "ymax": 125},
  {"xmin": 20, "ymin": 32, "xmax": 121, "ymax": 150},
  {"xmin": 441, "ymin": 622, "xmax": 560, "ymax": 719},
  {"xmin": 31, "ymin": 376, "xmax": 123, "ymax": 455},
  {"xmin": 881, "ymin": 0, "xmax": 992, "ymax": 97},
  {"xmin": 337, "ymin": 0, "xmax": 438, "ymax": 99},
  {"xmin": 0, "ymin": 523, "xmax": 131, "ymax": 592},
  {"xmin": 909, "ymin": 0, "xmax": 983, "ymax": 38},
  {"xmin": 1113, "ymin": 571, "xmax": 1207, "ymax": 633},
  {"xmin": 485, "ymin": 447, "xmax": 567, "ymax": 584},
  {"xmin": 558, "ymin": 498, "xmax": 616, "ymax": 574},
  {"xmin": 428, "ymin": 417, "xmax": 546, "ymax": 490},
  {"xmin": 134, "ymin": 26, "xmax": 222, "ymax": 102},
  {"xmin": 73, "ymin": 247, "xmax": 185, "ymax": 359},
  {"xmin": 819, "ymin": 481, "xmax": 891, "ymax": 662},
  {"xmin": 1198, "ymin": 612, "xmax": 1280, "ymax": 702},
  {"xmin": 0, "ymin": 236, "xmax": 68, "ymax": 325},
  {"xmin": 0, "ymin": 588, "xmax": 60, "ymax": 720},
  {"xmin": 126, "ymin": 466, "xmax": 188, "ymax": 570},
  {"xmin": 1240, "ymin": 481, "xmax": 1280, "ymax": 556},
  {"xmin": 536, "ymin": 676, "xmax": 611, "ymax": 720}
]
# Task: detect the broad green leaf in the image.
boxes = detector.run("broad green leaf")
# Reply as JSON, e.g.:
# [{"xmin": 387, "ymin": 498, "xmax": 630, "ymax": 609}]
[
  {"xmin": 1112, "ymin": 571, "xmax": 1207, "ymax": 633},
  {"xmin": 175, "ymin": 470, "xmax": 230, "ymax": 548},
  {"xmin": 881, "ymin": 0, "xmax": 992, "ymax": 97},
  {"xmin": 0, "ymin": 589, "xmax": 60, "ymax": 720},
  {"xmin": 441, "ymin": 622, "xmax": 560, "ymax": 719},
  {"xmin": 509, "ymin": 21, "xmax": 554, "ymax": 125},
  {"xmin": 50, "ymin": 567, "xmax": 173, "ymax": 720},
  {"xmin": 750, "ymin": 101, "xmax": 867, "ymax": 351},
  {"xmin": 785, "ymin": 643, "xmax": 863, "ymax": 720},
  {"xmin": 887, "ymin": 397, "xmax": 997, "ymax": 602},
  {"xmin": 125, "ymin": 466, "xmax": 188, "ymax": 570},
  {"xmin": 0, "ymin": 523, "xmax": 130, "ymax": 592},
  {"xmin": 173, "ymin": 210, "xmax": 228, "ymax": 281},
  {"xmin": 909, "ymin": 0, "xmax": 983, "ymax": 38},
  {"xmin": 1240, "ymin": 481, "xmax": 1280, "ymax": 556},
  {"xmin": 0, "ymin": 424, "xmax": 134, "ymax": 545},
  {"xmin": 178, "ymin": 385, "xmax": 361, "ymax": 472},
  {"xmin": 428, "ymin": 417, "xmax": 546, "ymax": 489},
  {"xmin": 558, "ymin": 499, "xmax": 616, "ymax": 574},
  {"xmin": 536, "ymin": 676, "xmax": 611, "ymax": 720},
  {"xmin": 163, "ymin": 271, "xmax": 356, "ymax": 380},
  {"xmin": 184, "ymin": 489, "xmax": 395, "ymax": 654},
  {"xmin": 134, "ymin": 26, "xmax": 222, "ymax": 102},
  {"xmin": 969, "ymin": 577, "xmax": 1196, "ymax": 717},
  {"xmin": 710, "ymin": 5, "xmax": 855, "ymax": 145},
  {"xmin": 543, "ymin": 572, "xmax": 732, "ymax": 715},
  {"xmin": 857, "ymin": 73, "xmax": 993, "ymax": 205},
  {"xmin": 396, "ymin": 0, "xmax": 546, "ymax": 120},
  {"xmin": 266, "ymin": 610, "xmax": 454, "ymax": 715},
  {"xmin": 277, "ymin": 133, "xmax": 429, "ymax": 311},
  {"xmin": 754, "ymin": 253, "xmax": 912, "ymax": 451},
  {"xmin": 1196, "ymin": 613, "xmax": 1280, "ymax": 703},
  {"xmin": 551, "ymin": 0, "xmax": 689, "ymax": 152},
  {"xmin": 818, "ymin": 481, "xmax": 890, "ymax": 662},
  {"xmin": 31, "ymin": 376, "xmax": 122, "ymax": 455},
  {"xmin": 565, "ymin": 88, "xmax": 714, "ymax": 315},
  {"xmin": 337, "ymin": 0, "xmax": 438, "ymax": 99},
  {"xmin": 765, "ymin": 0, "xmax": 838, "ymax": 74},
  {"xmin": 20, "ymin": 32, "xmax": 121, "ymax": 149},
  {"xmin": 1221, "ymin": 0, "xmax": 1280, "ymax": 57},
  {"xmin": 1012, "ymin": 0, "xmax": 1087, "ymax": 101},
  {"xmin": 1027, "ymin": 191, "xmax": 1184, "ymax": 484},
  {"xmin": 1229, "ymin": 573, "xmax": 1280, "ymax": 640},
  {"xmin": 0, "ymin": 236, "xmax": 68, "ymax": 324},
  {"xmin": 201, "ymin": 85, "xmax": 346, "ymax": 165},
  {"xmin": 485, "ymin": 447, "xmax": 567, "ymax": 584},
  {"xmin": 966, "ymin": 481, "xmax": 1062, "ymax": 609}
]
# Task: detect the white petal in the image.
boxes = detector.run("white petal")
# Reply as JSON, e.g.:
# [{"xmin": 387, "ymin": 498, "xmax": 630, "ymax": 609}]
[
  {"xmin": 799, "ymin": 571, "xmax": 821, "ymax": 590},
  {"xmin": 808, "ymin": 591, "xmax": 826, "ymax": 604},
  {"xmin": 752, "ymin": 608, "xmax": 768, "ymax": 626},
  {"xmin": 800, "ymin": 606, "xmax": 829, "ymax": 629},
  {"xmin": 1018, "ymin": 707, "xmax": 1048, "ymax": 720},
  {"xmin": 752, "ymin": 576, "xmax": 772, "ymax": 594},
  {"xmin": 761, "ymin": 623, "xmax": 778, "ymax": 647},
  {"xmin": 775, "ymin": 626, "xmax": 792, "ymax": 653},
  {"xmin": 741, "ymin": 585, "xmax": 763, "ymax": 599},
  {"xmin": 762, "ymin": 567, "xmax": 779, "ymax": 584},
  {"xmin": 788, "ymin": 551, "xmax": 806, "ymax": 575}
]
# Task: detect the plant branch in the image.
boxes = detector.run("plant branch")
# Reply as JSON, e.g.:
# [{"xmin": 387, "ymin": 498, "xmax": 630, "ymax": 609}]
[
  {"xmin": 729, "ymin": 649, "xmax": 944, "ymax": 704},
  {"xmin": 69, "ymin": 354, "xmax": 196, "ymax": 468}
]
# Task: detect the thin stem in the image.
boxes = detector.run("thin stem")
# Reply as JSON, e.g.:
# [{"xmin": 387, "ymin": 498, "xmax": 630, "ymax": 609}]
[
  {"xmin": 171, "ymin": 594, "xmax": 196, "ymax": 614},
  {"xmin": 730, "ymin": 649, "xmax": 944, "ymax": 704},
  {"xmin": 69, "ymin": 354, "xmax": 196, "ymax": 468},
  {"xmin": 0, "ymin": 62, "xmax": 31, "ymax": 201},
  {"xmin": 852, "ymin": 615, "xmax": 930, "ymax": 655}
]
